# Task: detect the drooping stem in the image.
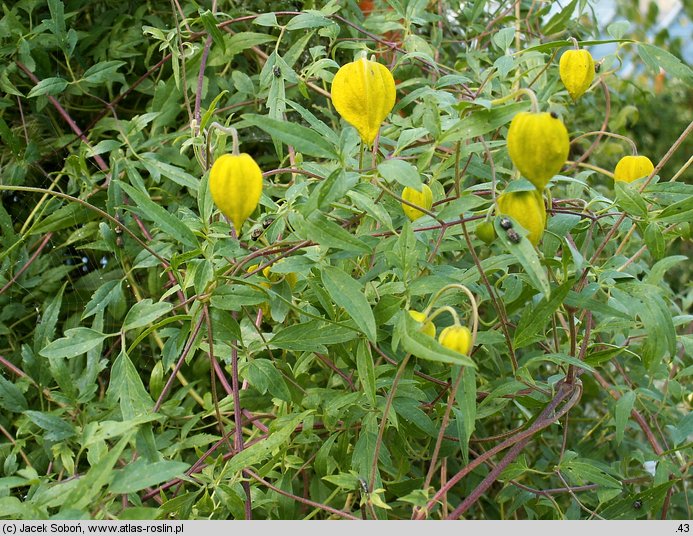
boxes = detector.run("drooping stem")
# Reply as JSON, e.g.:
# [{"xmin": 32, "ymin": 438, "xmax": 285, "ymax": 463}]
[{"xmin": 571, "ymin": 130, "xmax": 638, "ymax": 155}]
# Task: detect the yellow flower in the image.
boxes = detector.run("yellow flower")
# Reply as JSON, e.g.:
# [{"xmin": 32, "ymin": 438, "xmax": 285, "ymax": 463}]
[
  {"xmin": 614, "ymin": 155, "xmax": 654, "ymax": 183},
  {"xmin": 408, "ymin": 310, "xmax": 436, "ymax": 338},
  {"xmin": 401, "ymin": 184, "xmax": 433, "ymax": 221},
  {"xmin": 438, "ymin": 325, "xmax": 473, "ymax": 356},
  {"xmin": 559, "ymin": 49, "xmax": 595, "ymax": 101},
  {"xmin": 331, "ymin": 57, "xmax": 396, "ymax": 145},
  {"xmin": 209, "ymin": 153, "xmax": 262, "ymax": 231},
  {"xmin": 497, "ymin": 189, "xmax": 547, "ymax": 246},
  {"xmin": 506, "ymin": 112, "xmax": 570, "ymax": 190}
]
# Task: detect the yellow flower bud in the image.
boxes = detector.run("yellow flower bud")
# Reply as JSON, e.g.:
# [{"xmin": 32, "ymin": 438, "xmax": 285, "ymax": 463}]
[
  {"xmin": 438, "ymin": 325, "xmax": 473, "ymax": 356},
  {"xmin": 262, "ymin": 261, "xmax": 298, "ymax": 289},
  {"xmin": 614, "ymin": 155, "xmax": 654, "ymax": 183},
  {"xmin": 506, "ymin": 112, "xmax": 570, "ymax": 190},
  {"xmin": 209, "ymin": 153, "xmax": 263, "ymax": 231},
  {"xmin": 401, "ymin": 184, "xmax": 433, "ymax": 221},
  {"xmin": 408, "ymin": 310, "xmax": 436, "ymax": 338},
  {"xmin": 559, "ymin": 49, "xmax": 595, "ymax": 101},
  {"xmin": 497, "ymin": 189, "xmax": 547, "ymax": 246},
  {"xmin": 331, "ymin": 57, "xmax": 396, "ymax": 146}
]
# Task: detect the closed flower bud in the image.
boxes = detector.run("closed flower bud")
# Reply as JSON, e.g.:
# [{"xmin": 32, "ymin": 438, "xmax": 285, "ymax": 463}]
[
  {"xmin": 614, "ymin": 155, "xmax": 654, "ymax": 183},
  {"xmin": 401, "ymin": 184, "xmax": 433, "ymax": 221},
  {"xmin": 559, "ymin": 49, "xmax": 595, "ymax": 100},
  {"xmin": 209, "ymin": 153, "xmax": 263, "ymax": 231},
  {"xmin": 409, "ymin": 310, "xmax": 436, "ymax": 338},
  {"xmin": 507, "ymin": 112, "xmax": 570, "ymax": 190},
  {"xmin": 497, "ymin": 190, "xmax": 547, "ymax": 246},
  {"xmin": 438, "ymin": 325, "xmax": 473, "ymax": 356},
  {"xmin": 331, "ymin": 57, "xmax": 396, "ymax": 146}
]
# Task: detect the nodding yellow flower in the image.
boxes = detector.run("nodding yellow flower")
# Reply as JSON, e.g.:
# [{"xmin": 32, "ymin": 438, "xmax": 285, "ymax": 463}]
[
  {"xmin": 496, "ymin": 189, "xmax": 547, "ymax": 246},
  {"xmin": 506, "ymin": 111, "xmax": 570, "ymax": 190},
  {"xmin": 331, "ymin": 57, "xmax": 396, "ymax": 146},
  {"xmin": 401, "ymin": 184, "xmax": 433, "ymax": 221},
  {"xmin": 408, "ymin": 310, "xmax": 436, "ymax": 338},
  {"xmin": 209, "ymin": 153, "xmax": 263, "ymax": 231},
  {"xmin": 438, "ymin": 325, "xmax": 473, "ymax": 356},
  {"xmin": 614, "ymin": 155, "xmax": 654, "ymax": 183},
  {"xmin": 559, "ymin": 49, "xmax": 595, "ymax": 100}
]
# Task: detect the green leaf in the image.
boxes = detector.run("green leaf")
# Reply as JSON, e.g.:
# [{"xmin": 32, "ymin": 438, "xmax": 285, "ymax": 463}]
[
  {"xmin": 442, "ymin": 101, "xmax": 530, "ymax": 144},
  {"xmin": 82, "ymin": 61, "xmax": 126, "ymax": 84},
  {"xmin": 225, "ymin": 31, "xmax": 276, "ymax": 56},
  {"xmin": 638, "ymin": 44, "xmax": 693, "ymax": 82},
  {"xmin": 40, "ymin": 328, "xmax": 109, "ymax": 359},
  {"xmin": 377, "ymin": 159, "xmax": 423, "ymax": 190},
  {"xmin": 27, "ymin": 77, "xmax": 68, "ymax": 98},
  {"xmin": 223, "ymin": 412, "xmax": 309, "ymax": 476},
  {"xmin": 29, "ymin": 202, "xmax": 95, "ymax": 234},
  {"xmin": 543, "ymin": 0, "xmax": 578, "ymax": 34},
  {"xmin": 110, "ymin": 459, "xmax": 190, "ymax": 494},
  {"xmin": 615, "ymin": 390, "xmax": 635, "ymax": 445},
  {"xmin": 34, "ymin": 283, "xmax": 66, "ymax": 352},
  {"xmin": 291, "ymin": 212, "xmax": 371, "ymax": 254},
  {"xmin": 454, "ymin": 366, "xmax": 476, "ymax": 465},
  {"xmin": 286, "ymin": 11, "xmax": 334, "ymax": 30},
  {"xmin": 108, "ymin": 350, "xmax": 154, "ymax": 419},
  {"xmin": 356, "ymin": 341, "xmax": 377, "ymax": 406},
  {"xmin": 63, "ymin": 434, "xmax": 133, "ymax": 510},
  {"xmin": 242, "ymin": 114, "xmax": 338, "ymax": 159},
  {"xmin": 246, "ymin": 359, "xmax": 291, "ymax": 402},
  {"xmin": 600, "ymin": 480, "xmax": 679, "ymax": 519},
  {"xmin": 122, "ymin": 299, "xmax": 173, "ymax": 332},
  {"xmin": 24, "ymin": 410, "xmax": 75, "ymax": 441},
  {"xmin": 494, "ymin": 215, "xmax": 550, "ymax": 297},
  {"xmin": 0, "ymin": 376, "xmax": 28, "ymax": 413},
  {"xmin": 561, "ymin": 459, "xmax": 622, "ymax": 489},
  {"xmin": 117, "ymin": 180, "xmax": 198, "ymax": 248},
  {"xmin": 321, "ymin": 265, "xmax": 377, "ymax": 342},
  {"xmin": 397, "ymin": 312, "xmax": 476, "ymax": 367},
  {"xmin": 644, "ymin": 222, "xmax": 665, "ymax": 260},
  {"xmin": 269, "ymin": 320, "xmax": 358, "ymax": 352},
  {"xmin": 614, "ymin": 181, "xmax": 647, "ymax": 217},
  {"xmin": 199, "ymin": 10, "xmax": 226, "ymax": 53},
  {"xmin": 140, "ymin": 155, "xmax": 199, "ymax": 191},
  {"xmin": 513, "ymin": 282, "xmax": 571, "ymax": 348}
]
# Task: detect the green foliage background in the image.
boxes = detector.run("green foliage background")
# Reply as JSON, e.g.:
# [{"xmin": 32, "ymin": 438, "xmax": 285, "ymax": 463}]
[{"xmin": 0, "ymin": 0, "xmax": 691, "ymax": 521}]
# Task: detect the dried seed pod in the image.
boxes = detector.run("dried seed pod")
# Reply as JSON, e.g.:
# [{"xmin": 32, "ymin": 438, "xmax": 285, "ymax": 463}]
[
  {"xmin": 559, "ymin": 49, "xmax": 595, "ymax": 100},
  {"xmin": 401, "ymin": 184, "xmax": 433, "ymax": 221},
  {"xmin": 614, "ymin": 155, "xmax": 654, "ymax": 183},
  {"xmin": 438, "ymin": 325, "xmax": 473, "ymax": 356},
  {"xmin": 331, "ymin": 57, "xmax": 396, "ymax": 146},
  {"xmin": 506, "ymin": 112, "xmax": 570, "ymax": 190},
  {"xmin": 209, "ymin": 153, "xmax": 263, "ymax": 231},
  {"xmin": 409, "ymin": 310, "xmax": 436, "ymax": 338},
  {"xmin": 496, "ymin": 189, "xmax": 547, "ymax": 246}
]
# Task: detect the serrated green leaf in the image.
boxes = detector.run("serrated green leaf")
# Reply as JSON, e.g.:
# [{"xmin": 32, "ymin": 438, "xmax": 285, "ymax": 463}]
[
  {"xmin": 40, "ymin": 328, "xmax": 110, "ymax": 359},
  {"xmin": 242, "ymin": 114, "xmax": 338, "ymax": 159},
  {"xmin": 377, "ymin": 159, "xmax": 422, "ymax": 190},
  {"xmin": 27, "ymin": 77, "xmax": 68, "ymax": 98},
  {"xmin": 122, "ymin": 299, "xmax": 173, "ymax": 332}
]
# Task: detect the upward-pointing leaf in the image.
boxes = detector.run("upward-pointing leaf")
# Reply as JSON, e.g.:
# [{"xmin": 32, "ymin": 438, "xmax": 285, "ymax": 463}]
[{"xmin": 321, "ymin": 265, "xmax": 377, "ymax": 343}]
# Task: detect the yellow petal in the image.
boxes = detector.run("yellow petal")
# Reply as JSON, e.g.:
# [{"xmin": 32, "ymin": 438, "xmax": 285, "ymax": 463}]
[
  {"xmin": 209, "ymin": 153, "xmax": 263, "ymax": 231},
  {"xmin": 614, "ymin": 155, "xmax": 654, "ymax": 183},
  {"xmin": 497, "ymin": 189, "xmax": 547, "ymax": 246},
  {"xmin": 401, "ymin": 184, "xmax": 433, "ymax": 221},
  {"xmin": 331, "ymin": 57, "xmax": 396, "ymax": 145},
  {"xmin": 506, "ymin": 112, "xmax": 570, "ymax": 189},
  {"xmin": 559, "ymin": 49, "xmax": 595, "ymax": 100}
]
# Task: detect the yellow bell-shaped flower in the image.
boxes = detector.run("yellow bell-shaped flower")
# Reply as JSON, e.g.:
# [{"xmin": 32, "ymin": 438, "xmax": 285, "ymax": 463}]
[
  {"xmin": 559, "ymin": 49, "xmax": 595, "ymax": 101},
  {"xmin": 614, "ymin": 155, "xmax": 654, "ymax": 183},
  {"xmin": 506, "ymin": 111, "xmax": 570, "ymax": 190},
  {"xmin": 496, "ymin": 189, "xmax": 547, "ymax": 246},
  {"xmin": 209, "ymin": 153, "xmax": 263, "ymax": 231},
  {"xmin": 331, "ymin": 57, "xmax": 396, "ymax": 145},
  {"xmin": 408, "ymin": 310, "xmax": 436, "ymax": 338},
  {"xmin": 438, "ymin": 325, "xmax": 473, "ymax": 356},
  {"xmin": 401, "ymin": 184, "xmax": 433, "ymax": 221}
]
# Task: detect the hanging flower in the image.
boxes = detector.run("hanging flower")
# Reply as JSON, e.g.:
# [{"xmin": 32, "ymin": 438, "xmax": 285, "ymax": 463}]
[
  {"xmin": 331, "ymin": 56, "xmax": 396, "ymax": 145},
  {"xmin": 209, "ymin": 153, "xmax": 263, "ymax": 231}
]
